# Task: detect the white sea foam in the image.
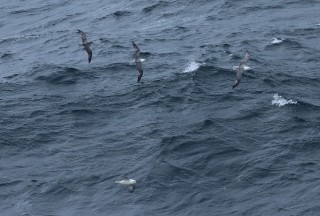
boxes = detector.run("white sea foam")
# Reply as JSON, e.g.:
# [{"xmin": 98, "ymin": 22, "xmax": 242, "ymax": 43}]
[
  {"xmin": 8, "ymin": 34, "xmax": 40, "ymax": 43},
  {"xmin": 183, "ymin": 61, "xmax": 203, "ymax": 73},
  {"xmin": 271, "ymin": 37, "xmax": 283, "ymax": 44},
  {"xmin": 272, "ymin": 94, "xmax": 297, "ymax": 107},
  {"xmin": 232, "ymin": 65, "xmax": 251, "ymax": 71}
]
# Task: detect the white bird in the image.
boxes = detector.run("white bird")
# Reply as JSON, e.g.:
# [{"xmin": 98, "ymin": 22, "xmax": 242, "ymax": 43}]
[{"xmin": 116, "ymin": 177, "xmax": 136, "ymax": 193}]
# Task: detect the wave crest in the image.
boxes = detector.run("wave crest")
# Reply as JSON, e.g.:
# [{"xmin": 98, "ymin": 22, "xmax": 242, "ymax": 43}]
[
  {"xmin": 183, "ymin": 61, "xmax": 203, "ymax": 73},
  {"xmin": 272, "ymin": 94, "xmax": 297, "ymax": 107}
]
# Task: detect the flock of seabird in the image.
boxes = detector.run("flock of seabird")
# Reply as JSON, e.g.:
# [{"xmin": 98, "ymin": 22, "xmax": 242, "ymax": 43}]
[
  {"xmin": 77, "ymin": 29, "xmax": 250, "ymax": 88},
  {"xmin": 76, "ymin": 28, "xmax": 251, "ymax": 193}
]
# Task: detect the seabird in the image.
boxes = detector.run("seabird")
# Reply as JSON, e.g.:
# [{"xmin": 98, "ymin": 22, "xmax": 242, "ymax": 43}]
[
  {"xmin": 132, "ymin": 42, "xmax": 143, "ymax": 82},
  {"xmin": 271, "ymin": 37, "xmax": 283, "ymax": 44},
  {"xmin": 233, "ymin": 50, "xmax": 250, "ymax": 88},
  {"xmin": 77, "ymin": 29, "xmax": 92, "ymax": 63},
  {"xmin": 116, "ymin": 177, "xmax": 136, "ymax": 193}
]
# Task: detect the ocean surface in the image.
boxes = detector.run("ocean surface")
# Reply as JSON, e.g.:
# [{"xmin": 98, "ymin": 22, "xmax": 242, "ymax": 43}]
[{"xmin": 1, "ymin": 0, "xmax": 320, "ymax": 215}]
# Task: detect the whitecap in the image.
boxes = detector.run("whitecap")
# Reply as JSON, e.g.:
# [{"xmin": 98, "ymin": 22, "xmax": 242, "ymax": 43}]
[
  {"xmin": 272, "ymin": 94, "xmax": 297, "ymax": 107},
  {"xmin": 271, "ymin": 37, "xmax": 283, "ymax": 44},
  {"xmin": 183, "ymin": 61, "xmax": 203, "ymax": 73}
]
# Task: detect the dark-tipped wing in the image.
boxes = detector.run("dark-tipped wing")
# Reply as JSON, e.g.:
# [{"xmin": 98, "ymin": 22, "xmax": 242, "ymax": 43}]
[
  {"xmin": 232, "ymin": 66, "xmax": 244, "ymax": 88},
  {"xmin": 77, "ymin": 29, "xmax": 87, "ymax": 43},
  {"xmin": 233, "ymin": 51, "xmax": 249, "ymax": 88},
  {"xmin": 132, "ymin": 42, "xmax": 140, "ymax": 52},
  {"xmin": 84, "ymin": 44, "xmax": 92, "ymax": 63},
  {"xmin": 137, "ymin": 70, "xmax": 143, "ymax": 83},
  {"xmin": 132, "ymin": 42, "xmax": 140, "ymax": 57},
  {"xmin": 136, "ymin": 61, "xmax": 143, "ymax": 82},
  {"xmin": 129, "ymin": 184, "xmax": 135, "ymax": 193},
  {"xmin": 132, "ymin": 42, "xmax": 143, "ymax": 82},
  {"xmin": 239, "ymin": 51, "xmax": 249, "ymax": 65}
]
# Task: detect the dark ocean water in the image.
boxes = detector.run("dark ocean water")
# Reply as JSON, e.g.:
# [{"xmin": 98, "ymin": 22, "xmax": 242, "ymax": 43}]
[{"xmin": 1, "ymin": 0, "xmax": 320, "ymax": 215}]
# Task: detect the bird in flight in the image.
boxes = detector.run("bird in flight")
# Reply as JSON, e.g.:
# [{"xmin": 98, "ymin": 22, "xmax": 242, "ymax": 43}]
[
  {"xmin": 77, "ymin": 29, "xmax": 93, "ymax": 63},
  {"xmin": 132, "ymin": 42, "xmax": 143, "ymax": 82},
  {"xmin": 233, "ymin": 50, "xmax": 249, "ymax": 88},
  {"xmin": 116, "ymin": 177, "xmax": 136, "ymax": 193}
]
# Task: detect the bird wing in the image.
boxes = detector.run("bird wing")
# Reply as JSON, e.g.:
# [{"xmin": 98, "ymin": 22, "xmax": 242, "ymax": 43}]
[
  {"xmin": 84, "ymin": 44, "xmax": 92, "ymax": 63},
  {"xmin": 129, "ymin": 184, "xmax": 135, "ymax": 193},
  {"xmin": 132, "ymin": 42, "xmax": 140, "ymax": 57},
  {"xmin": 132, "ymin": 42, "xmax": 140, "ymax": 52},
  {"xmin": 239, "ymin": 51, "xmax": 249, "ymax": 65},
  {"xmin": 233, "ymin": 51, "xmax": 249, "ymax": 88},
  {"xmin": 77, "ymin": 29, "xmax": 87, "ymax": 43},
  {"xmin": 137, "ymin": 70, "xmax": 143, "ymax": 83},
  {"xmin": 136, "ymin": 61, "xmax": 143, "ymax": 82},
  {"xmin": 132, "ymin": 42, "xmax": 143, "ymax": 82},
  {"xmin": 232, "ymin": 66, "xmax": 244, "ymax": 88}
]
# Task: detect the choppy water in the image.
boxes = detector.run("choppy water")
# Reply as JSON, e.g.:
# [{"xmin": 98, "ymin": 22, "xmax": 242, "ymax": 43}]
[{"xmin": 1, "ymin": 0, "xmax": 320, "ymax": 215}]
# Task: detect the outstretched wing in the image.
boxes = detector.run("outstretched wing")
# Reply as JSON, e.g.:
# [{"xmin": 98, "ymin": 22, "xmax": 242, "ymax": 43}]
[
  {"xmin": 132, "ymin": 42, "xmax": 140, "ymax": 57},
  {"xmin": 84, "ymin": 44, "xmax": 92, "ymax": 63},
  {"xmin": 136, "ymin": 60, "xmax": 143, "ymax": 82},
  {"xmin": 232, "ymin": 66, "xmax": 244, "ymax": 88},
  {"xmin": 129, "ymin": 184, "xmax": 135, "ymax": 193},
  {"xmin": 137, "ymin": 69, "xmax": 143, "ymax": 82},
  {"xmin": 77, "ymin": 29, "xmax": 87, "ymax": 43},
  {"xmin": 233, "ymin": 51, "xmax": 249, "ymax": 88},
  {"xmin": 239, "ymin": 51, "xmax": 249, "ymax": 65},
  {"xmin": 132, "ymin": 42, "xmax": 143, "ymax": 82}
]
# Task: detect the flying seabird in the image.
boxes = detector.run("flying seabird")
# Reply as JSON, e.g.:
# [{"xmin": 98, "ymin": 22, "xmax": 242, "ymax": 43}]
[
  {"xmin": 233, "ymin": 50, "xmax": 250, "ymax": 88},
  {"xmin": 116, "ymin": 177, "xmax": 136, "ymax": 193},
  {"xmin": 132, "ymin": 42, "xmax": 143, "ymax": 82},
  {"xmin": 77, "ymin": 29, "xmax": 92, "ymax": 63}
]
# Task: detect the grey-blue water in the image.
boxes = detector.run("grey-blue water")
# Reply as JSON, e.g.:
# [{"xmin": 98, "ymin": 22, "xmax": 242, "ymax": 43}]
[{"xmin": 1, "ymin": 0, "xmax": 320, "ymax": 215}]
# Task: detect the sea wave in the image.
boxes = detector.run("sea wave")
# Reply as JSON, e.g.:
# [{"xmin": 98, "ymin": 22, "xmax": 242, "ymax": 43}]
[
  {"xmin": 183, "ymin": 61, "xmax": 203, "ymax": 73},
  {"xmin": 272, "ymin": 94, "xmax": 297, "ymax": 107},
  {"xmin": 1, "ymin": 0, "xmax": 320, "ymax": 215}
]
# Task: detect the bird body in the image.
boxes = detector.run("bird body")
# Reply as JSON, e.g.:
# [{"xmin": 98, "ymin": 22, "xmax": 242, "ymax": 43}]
[{"xmin": 116, "ymin": 178, "xmax": 136, "ymax": 193}]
